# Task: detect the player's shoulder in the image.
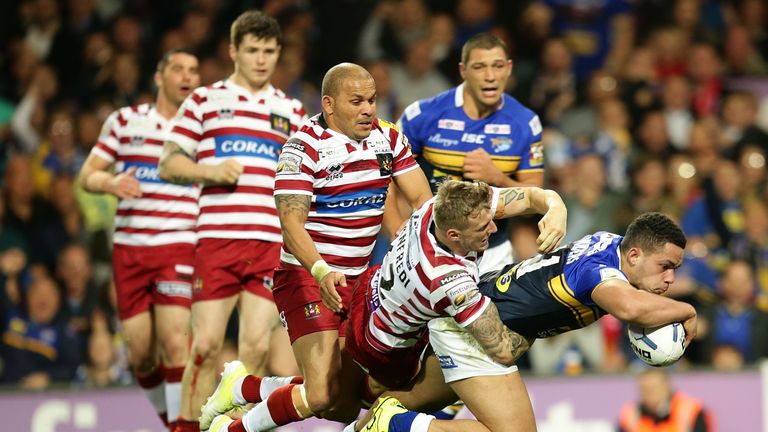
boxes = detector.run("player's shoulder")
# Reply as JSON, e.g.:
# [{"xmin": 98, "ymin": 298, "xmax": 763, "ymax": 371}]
[
  {"xmin": 401, "ymin": 87, "xmax": 458, "ymax": 123},
  {"xmin": 431, "ymin": 265, "xmax": 474, "ymax": 288},
  {"xmin": 499, "ymin": 94, "xmax": 542, "ymax": 136},
  {"xmin": 271, "ymin": 86, "xmax": 304, "ymax": 108}
]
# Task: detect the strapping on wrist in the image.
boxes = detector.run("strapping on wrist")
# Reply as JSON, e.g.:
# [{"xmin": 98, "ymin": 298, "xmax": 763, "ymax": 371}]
[{"xmin": 310, "ymin": 260, "xmax": 331, "ymax": 283}]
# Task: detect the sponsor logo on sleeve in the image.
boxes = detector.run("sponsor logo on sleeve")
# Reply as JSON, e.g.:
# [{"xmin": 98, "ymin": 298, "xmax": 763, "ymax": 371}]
[
  {"xmin": 445, "ymin": 282, "xmax": 478, "ymax": 307},
  {"xmin": 599, "ymin": 267, "xmax": 628, "ymax": 283},
  {"xmin": 496, "ymin": 273, "xmax": 512, "ymax": 293},
  {"xmin": 528, "ymin": 115, "xmax": 543, "ymax": 136},
  {"xmin": 484, "ymin": 124, "xmax": 511, "ymax": 134},
  {"xmin": 438, "ymin": 119, "xmax": 465, "ymax": 131},
  {"xmin": 528, "ymin": 141, "xmax": 544, "ymax": 166},
  {"xmin": 270, "ymin": 113, "xmax": 291, "ymax": 135},
  {"xmin": 276, "ymin": 153, "xmax": 302, "ymax": 174},
  {"xmin": 283, "ymin": 138, "xmax": 305, "ymax": 153},
  {"xmin": 404, "ymin": 102, "xmax": 421, "ymax": 120}
]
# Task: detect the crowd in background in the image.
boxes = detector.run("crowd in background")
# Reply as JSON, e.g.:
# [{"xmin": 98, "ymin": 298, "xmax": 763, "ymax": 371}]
[{"xmin": 1, "ymin": 0, "xmax": 768, "ymax": 390}]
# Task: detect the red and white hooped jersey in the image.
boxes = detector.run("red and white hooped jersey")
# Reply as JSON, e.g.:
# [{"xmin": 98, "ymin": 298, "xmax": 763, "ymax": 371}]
[
  {"xmin": 364, "ymin": 190, "xmax": 499, "ymax": 352},
  {"xmin": 273, "ymin": 114, "xmax": 418, "ymax": 276},
  {"xmin": 91, "ymin": 103, "xmax": 199, "ymax": 246},
  {"xmin": 167, "ymin": 81, "xmax": 306, "ymax": 241}
]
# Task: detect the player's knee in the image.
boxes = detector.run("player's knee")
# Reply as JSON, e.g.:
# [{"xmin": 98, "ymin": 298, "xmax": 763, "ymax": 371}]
[
  {"xmin": 160, "ymin": 334, "xmax": 189, "ymax": 366},
  {"xmin": 190, "ymin": 333, "xmax": 223, "ymax": 362},
  {"xmin": 304, "ymin": 384, "xmax": 339, "ymax": 415}
]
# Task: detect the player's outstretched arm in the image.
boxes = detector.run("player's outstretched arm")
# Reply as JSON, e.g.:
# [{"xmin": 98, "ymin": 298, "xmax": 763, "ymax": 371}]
[
  {"xmin": 393, "ymin": 168, "xmax": 433, "ymax": 210},
  {"xmin": 275, "ymin": 193, "xmax": 346, "ymax": 312},
  {"xmin": 159, "ymin": 141, "xmax": 243, "ymax": 185},
  {"xmin": 494, "ymin": 187, "xmax": 567, "ymax": 253},
  {"xmin": 592, "ymin": 279, "xmax": 698, "ymax": 345},
  {"xmin": 79, "ymin": 153, "xmax": 142, "ymax": 199},
  {"xmin": 465, "ymin": 300, "xmax": 532, "ymax": 366}
]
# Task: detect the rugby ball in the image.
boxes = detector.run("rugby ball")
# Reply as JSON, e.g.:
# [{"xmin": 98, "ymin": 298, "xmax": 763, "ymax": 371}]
[{"xmin": 627, "ymin": 322, "xmax": 686, "ymax": 367}]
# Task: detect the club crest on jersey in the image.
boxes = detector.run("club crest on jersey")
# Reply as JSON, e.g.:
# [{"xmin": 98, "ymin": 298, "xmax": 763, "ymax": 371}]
[
  {"xmin": 193, "ymin": 277, "xmax": 203, "ymax": 294},
  {"xmin": 491, "ymin": 137, "xmax": 513, "ymax": 153},
  {"xmin": 130, "ymin": 135, "xmax": 146, "ymax": 146},
  {"xmin": 376, "ymin": 153, "xmax": 393, "ymax": 176},
  {"xmin": 438, "ymin": 119, "xmax": 465, "ymax": 131},
  {"xmin": 304, "ymin": 303, "xmax": 321, "ymax": 320},
  {"xmin": 263, "ymin": 276, "xmax": 274, "ymax": 290},
  {"xmin": 270, "ymin": 113, "xmax": 291, "ymax": 135}
]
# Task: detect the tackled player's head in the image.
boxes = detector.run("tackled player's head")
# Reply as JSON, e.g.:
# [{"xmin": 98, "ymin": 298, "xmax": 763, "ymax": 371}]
[
  {"xmin": 434, "ymin": 180, "xmax": 497, "ymax": 254},
  {"xmin": 621, "ymin": 212, "xmax": 687, "ymax": 295},
  {"xmin": 321, "ymin": 63, "xmax": 376, "ymax": 141},
  {"xmin": 229, "ymin": 10, "xmax": 282, "ymax": 91}
]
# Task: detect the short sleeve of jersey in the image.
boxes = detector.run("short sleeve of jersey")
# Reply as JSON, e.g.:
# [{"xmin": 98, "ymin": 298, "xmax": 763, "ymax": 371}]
[
  {"xmin": 429, "ymin": 268, "xmax": 490, "ymax": 327},
  {"xmin": 273, "ymin": 135, "xmax": 317, "ymax": 197},
  {"xmin": 398, "ymin": 100, "xmax": 429, "ymax": 155},
  {"xmin": 380, "ymin": 119, "xmax": 418, "ymax": 176},
  {"xmin": 91, "ymin": 110, "xmax": 121, "ymax": 163},
  {"xmin": 572, "ymin": 264, "xmax": 629, "ymax": 303},
  {"xmin": 167, "ymin": 90, "xmax": 205, "ymax": 158},
  {"xmin": 488, "ymin": 186, "xmax": 501, "ymax": 217},
  {"xmin": 514, "ymin": 112, "xmax": 544, "ymax": 173}
]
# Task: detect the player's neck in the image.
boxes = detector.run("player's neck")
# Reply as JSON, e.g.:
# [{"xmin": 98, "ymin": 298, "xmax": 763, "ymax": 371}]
[
  {"xmin": 229, "ymin": 72, "xmax": 270, "ymax": 95},
  {"xmin": 155, "ymin": 94, "xmax": 179, "ymax": 120},
  {"xmin": 462, "ymin": 89, "xmax": 498, "ymax": 120}
]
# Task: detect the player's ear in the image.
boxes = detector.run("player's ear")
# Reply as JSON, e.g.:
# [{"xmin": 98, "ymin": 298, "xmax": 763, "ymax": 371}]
[
  {"xmin": 627, "ymin": 247, "xmax": 642, "ymax": 265},
  {"xmin": 229, "ymin": 43, "xmax": 237, "ymax": 61},
  {"xmin": 322, "ymin": 95, "xmax": 334, "ymax": 115},
  {"xmin": 446, "ymin": 228, "xmax": 461, "ymax": 242}
]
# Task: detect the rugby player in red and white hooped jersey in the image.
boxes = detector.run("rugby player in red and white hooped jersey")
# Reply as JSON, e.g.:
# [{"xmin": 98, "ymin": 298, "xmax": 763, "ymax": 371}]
[
  {"xmin": 347, "ymin": 180, "xmax": 567, "ymax": 432},
  {"xmin": 78, "ymin": 49, "xmax": 200, "ymax": 432},
  {"xmin": 200, "ymin": 63, "xmax": 433, "ymax": 432},
  {"xmin": 158, "ymin": 11, "xmax": 306, "ymax": 432}
]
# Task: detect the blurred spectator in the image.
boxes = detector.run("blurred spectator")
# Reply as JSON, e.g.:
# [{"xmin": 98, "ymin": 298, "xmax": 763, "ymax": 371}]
[
  {"xmin": 528, "ymin": 325, "xmax": 606, "ymax": 375},
  {"xmin": 0, "ymin": 275, "xmax": 80, "ymax": 388},
  {"xmin": 365, "ymin": 60, "xmax": 400, "ymax": 120},
  {"xmin": 681, "ymin": 158, "xmax": 744, "ymax": 254},
  {"xmin": 723, "ymin": 24, "xmax": 768, "ymax": 77},
  {"xmin": 537, "ymin": 0, "xmax": 635, "ymax": 81},
  {"xmin": 357, "ymin": 0, "xmax": 430, "ymax": 63},
  {"xmin": 390, "ymin": 37, "xmax": 451, "ymax": 109},
  {"xmin": 593, "ymin": 97, "xmax": 632, "ymax": 191},
  {"xmin": 686, "ymin": 119, "xmax": 720, "ymax": 177},
  {"xmin": 728, "ymin": 199, "xmax": 768, "ymax": 310},
  {"xmin": 719, "ymin": 91, "xmax": 768, "ymax": 158},
  {"xmin": 661, "ymin": 76, "xmax": 694, "ymax": 151},
  {"xmin": 527, "ymin": 37, "xmax": 577, "ymax": 126},
  {"xmin": 618, "ymin": 368, "xmax": 713, "ymax": 432},
  {"xmin": 561, "ymin": 153, "xmax": 625, "ymax": 243},
  {"xmin": 619, "ymin": 46, "xmax": 658, "ymax": 125},
  {"xmin": 10, "ymin": 63, "xmax": 59, "ymax": 153},
  {"xmin": 557, "ymin": 69, "xmax": 619, "ymax": 144},
  {"xmin": 687, "ymin": 42, "xmax": 724, "ymax": 118},
  {"xmin": 31, "ymin": 108, "xmax": 84, "ymax": 198},
  {"xmin": 73, "ymin": 326, "xmax": 131, "ymax": 388},
  {"xmin": 697, "ymin": 260, "xmax": 768, "ymax": 367},
  {"xmin": 649, "ymin": 26, "xmax": 689, "ymax": 79},
  {"xmin": 633, "ymin": 110, "xmax": 676, "ymax": 161},
  {"xmin": 617, "ymin": 156, "xmax": 678, "ymax": 228},
  {"xmin": 56, "ymin": 243, "xmax": 96, "ymax": 341},
  {"xmin": 271, "ymin": 45, "xmax": 321, "ymax": 115}
]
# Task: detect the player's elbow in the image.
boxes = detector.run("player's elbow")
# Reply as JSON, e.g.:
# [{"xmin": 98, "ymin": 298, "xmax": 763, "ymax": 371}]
[
  {"xmin": 610, "ymin": 298, "xmax": 645, "ymax": 323},
  {"xmin": 492, "ymin": 351, "xmax": 516, "ymax": 367}
]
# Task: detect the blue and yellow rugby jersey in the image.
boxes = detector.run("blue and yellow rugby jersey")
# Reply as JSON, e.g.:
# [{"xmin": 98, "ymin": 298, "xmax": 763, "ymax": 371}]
[
  {"xmin": 479, "ymin": 231, "xmax": 629, "ymax": 338},
  {"xmin": 398, "ymin": 84, "xmax": 544, "ymax": 246}
]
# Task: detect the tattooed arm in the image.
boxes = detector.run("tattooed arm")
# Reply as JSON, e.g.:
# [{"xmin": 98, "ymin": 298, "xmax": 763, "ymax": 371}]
[
  {"xmin": 465, "ymin": 301, "xmax": 533, "ymax": 366},
  {"xmin": 158, "ymin": 141, "xmax": 243, "ymax": 185},
  {"xmin": 494, "ymin": 186, "xmax": 567, "ymax": 253}
]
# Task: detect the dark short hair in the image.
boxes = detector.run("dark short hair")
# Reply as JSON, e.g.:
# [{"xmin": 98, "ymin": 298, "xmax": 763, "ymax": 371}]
[
  {"xmin": 156, "ymin": 48, "xmax": 197, "ymax": 73},
  {"xmin": 621, "ymin": 212, "xmax": 687, "ymax": 254},
  {"xmin": 461, "ymin": 32, "xmax": 508, "ymax": 65},
  {"xmin": 230, "ymin": 10, "xmax": 282, "ymax": 49}
]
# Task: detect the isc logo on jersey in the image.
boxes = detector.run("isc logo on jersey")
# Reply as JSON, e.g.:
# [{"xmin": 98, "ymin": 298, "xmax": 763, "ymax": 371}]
[{"xmin": 215, "ymin": 135, "xmax": 280, "ymax": 160}]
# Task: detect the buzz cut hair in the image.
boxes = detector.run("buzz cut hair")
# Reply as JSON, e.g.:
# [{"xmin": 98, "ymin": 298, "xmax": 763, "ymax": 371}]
[
  {"xmin": 461, "ymin": 32, "xmax": 508, "ymax": 65},
  {"xmin": 434, "ymin": 180, "xmax": 492, "ymax": 231},
  {"xmin": 620, "ymin": 212, "xmax": 687, "ymax": 255},
  {"xmin": 321, "ymin": 62, "xmax": 373, "ymax": 98},
  {"xmin": 156, "ymin": 48, "xmax": 196, "ymax": 73},
  {"xmin": 230, "ymin": 10, "xmax": 282, "ymax": 49}
]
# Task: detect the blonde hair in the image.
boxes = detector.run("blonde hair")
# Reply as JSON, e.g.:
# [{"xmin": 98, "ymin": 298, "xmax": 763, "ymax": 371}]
[{"xmin": 434, "ymin": 180, "xmax": 492, "ymax": 231}]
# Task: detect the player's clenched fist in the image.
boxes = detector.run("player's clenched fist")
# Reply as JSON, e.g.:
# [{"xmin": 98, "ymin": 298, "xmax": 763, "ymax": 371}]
[
  {"xmin": 107, "ymin": 166, "xmax": 142, "ymax": 199},
  {"xmin": 206, "ymin": 159, "xmax": 244, "ymax": 184}
]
